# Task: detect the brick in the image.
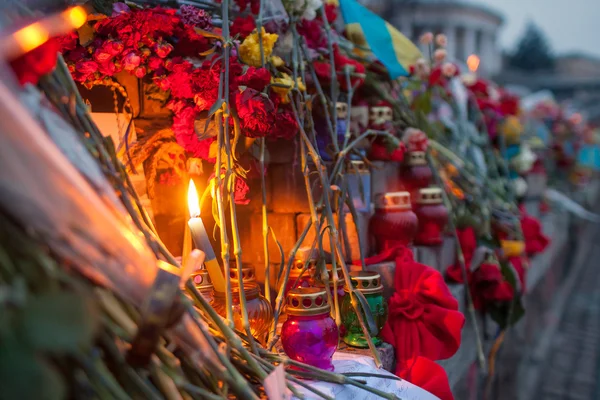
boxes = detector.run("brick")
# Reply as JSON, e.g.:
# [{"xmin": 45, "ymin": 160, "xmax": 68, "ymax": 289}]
[
  {"xmin": 236, "ymin": 212, "xmax": 297, "ymax": 267},
  {"xmin": 268, "ymin": 163, "xmax": 322, "ymax": 214},
  {"xmin": 296, "ymin": 210, "xmax": 369, "ymax": 262},
  {"xmin": 370, "ymin": 161, "xmax": 403, "ymax": 197}
]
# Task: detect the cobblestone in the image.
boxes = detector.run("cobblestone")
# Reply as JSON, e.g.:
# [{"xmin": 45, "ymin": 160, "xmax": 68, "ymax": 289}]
[{"xmin": 533, "ymin": 241, "xmax": 600, "ymax": 399}]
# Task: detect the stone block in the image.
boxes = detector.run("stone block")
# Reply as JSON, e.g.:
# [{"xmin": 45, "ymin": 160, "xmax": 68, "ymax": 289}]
[
  {"xmin": 236, "ymin": 212, "xmax": 297, "ymax": 267},
  {"xmin": 370, "ymin": 161, "xmax": 402, "ymax": 197},
  {"xmin": 414, "ymin": 236, "xmax": 455, "ymax": 274},
  {"xmin": 265, "ymin": 139, "xmax": 298, "ymax": 164},
  {"xmin": 296, "ymin": 210, "xmax": 369, "ymax": 262},
  {"xmin": 268, "ymin": 163, "xmax": 322, "ymax": 214}
]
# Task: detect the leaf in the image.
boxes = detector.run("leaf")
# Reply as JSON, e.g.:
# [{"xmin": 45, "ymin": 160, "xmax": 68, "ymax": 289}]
[
  {"xmin": 412, "ymin": 91, "xmax": 432, "ymax": 115},
  {"xmin": 18, "ymin": 292, "xmax": 99, "ymax": 353},
  {"xmin": 77, "ymin": 22, "xmax": 95, "ymax": 47},
  {"xmin": 0, "ymin": 335, "xmax": 65, "ymax": 400},
  {"xmin": 351, "ymin": 289, "xmax": 378, "ymax": 336}
]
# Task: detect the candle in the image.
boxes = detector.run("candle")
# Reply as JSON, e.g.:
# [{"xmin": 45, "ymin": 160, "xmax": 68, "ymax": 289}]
[{"xmin": 187, "ymin": 180, "xmax": 225, "ymax": 292}]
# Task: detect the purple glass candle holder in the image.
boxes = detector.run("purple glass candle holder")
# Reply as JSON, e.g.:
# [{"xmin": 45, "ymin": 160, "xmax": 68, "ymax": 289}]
[{"xmin": 281, "ymin": 287, "xmax": 339, "ymax": 371}]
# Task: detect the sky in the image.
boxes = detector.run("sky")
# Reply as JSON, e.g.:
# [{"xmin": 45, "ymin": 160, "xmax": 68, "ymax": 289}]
[{"xmin": 473, "ymin": 0, "xmax": 600, "ymax": 58}]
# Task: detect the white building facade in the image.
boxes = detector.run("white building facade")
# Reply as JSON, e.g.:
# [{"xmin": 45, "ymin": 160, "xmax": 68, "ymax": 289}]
[{"xmin": 361, "ymin": 0, "xmax": 504, "ymax": 77}]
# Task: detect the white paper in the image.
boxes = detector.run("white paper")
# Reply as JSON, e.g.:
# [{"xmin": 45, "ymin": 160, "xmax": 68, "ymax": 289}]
[
  {"xmin": 292, "ymin": 353, "xmax": 440, "ymax": 400},
  {"xmin": 265, "ymin": 364, "xmax": 292, "ymax": 400}
]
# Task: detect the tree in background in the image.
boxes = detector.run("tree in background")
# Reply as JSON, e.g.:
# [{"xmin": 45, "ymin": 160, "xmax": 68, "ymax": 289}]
[{"xmin": 508, "ymin": 21, "xmax": 555, "ymax": 71}]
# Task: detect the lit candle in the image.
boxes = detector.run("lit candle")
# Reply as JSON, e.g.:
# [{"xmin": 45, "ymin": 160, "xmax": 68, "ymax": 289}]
[{"xmin": 187, "ymin": 180, "xmax": 225, "ymax": 292}]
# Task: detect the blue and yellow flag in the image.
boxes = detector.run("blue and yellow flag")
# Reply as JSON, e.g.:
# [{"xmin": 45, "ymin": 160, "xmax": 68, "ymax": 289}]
[{"xmin": 338, "ymin": 0, "xmax": 422, "ymax": 79}]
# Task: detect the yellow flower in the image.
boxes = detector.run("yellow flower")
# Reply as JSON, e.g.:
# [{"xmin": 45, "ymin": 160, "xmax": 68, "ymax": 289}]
[
  {"xmin": 501, "ymin": 240, "xmax": 525, "ymax": 257},
  {"xmin": 271, "ymin": 73, "xmax": 306, "ymax": 104},
  {"xmin": 270, "ymin": 55, "xmax": 285, "ymax": 67},
  {"xmin": 239, "ymin": 28, "xmax": 278, "ymax": 67},
  {"xmin": 500, "ymin": 116, "xmax": 523, "ymax": 145}
]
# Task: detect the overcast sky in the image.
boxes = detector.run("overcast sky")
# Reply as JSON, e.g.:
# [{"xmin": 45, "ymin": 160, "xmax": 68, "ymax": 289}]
[{"xmin": 473, "ymin": 0, "xmax": 600, "ymax": 58}]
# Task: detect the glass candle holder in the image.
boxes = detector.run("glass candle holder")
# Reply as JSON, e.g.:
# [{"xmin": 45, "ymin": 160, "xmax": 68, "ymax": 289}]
[
  {"xmin": 400, "ymin": 151, "xmax": 432, "ymax": 204},
  {"xmin": 211, "ymin": 282, "xmax": 273, "ymax": 343},
  {"xmin": 369, "ymin": 192, "xmax": 418, "ymax": 251},
  {"xmin": 284, "ymin": 258, "xmax": 316, "ymax": 296},
  {"xmin": 190, "ymin": 269, "xmax": 214, "ymax": 304},
  {"xmin": 312, "ymin": 264, "xmax": 347, "ymax": 301},
  {"xmin": 281, "ymin": 287, "xmax": 339, "ymax": 371},
  {"xmin": 228, "ymin": 264, "xmax": 257, "ymax": 284},
  {"xmin": 414, "ymin": 187, "xmax": 449, "ymax": 246},
  {"xmin": 341, "ymin": 271, "xmax": 388, "ymax": 348}
]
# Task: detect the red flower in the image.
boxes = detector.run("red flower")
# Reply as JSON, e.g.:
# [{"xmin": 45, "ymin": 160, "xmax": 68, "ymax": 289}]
[
  {"xmin": 9, "ymin": 39, "xmax": 59, "ymax": 85},
  {"xmin": 98, "ymin": 61, "xmax": 119, "ymax": 77},
  {"xmin": 147, "ymin": 56, "xmax": 165, "ymax": 71},
  {"xmin": 122, "ymin": 52, "xmax": 141, "ymax": 71},
  {"xmin": 273, "ymin": 110, "xmax": 299, "ymax": 140},
  {"xmin": 235, "ymin": 88, "xmax": 274, "ymax": 138},
  {"xmin": 236, "ymin": 66, "xmax": 271, "ymax": 91},
  {"xmin": 154, "ymin": 41, "xmax": 173, "ymax": 58},
  {"xmin": 134, "ymin": 66, "xmax": 146, "ymax": 78},
  {"xmin": 324, "ymin": 4, "xmax": 339, "ymax": 24},
  {"xmin": 74, "ymin": 60, "xmax": 99, "ymax": 78},
  {"xmin": 93, "ymin": 39, "xmax": 124, "ymax": 63},
  {"xmin": 298, "ymin": 19, "xmax": 327, "ymax": 50},
  {"xmin": 234, "ymin": 176, "xmax": 251, "ymax": 205},
  {"xmin": 235, "ymin": 0, "xmax": 260, "ymax": 14},
  {"xmin": 55, "ymin": 32, "xmax": 78, "ymax": 52},
  {"xmin": 170, "ymin": 101, "xmax": 216, "ymax": 161},
  {"xmin": 230, "ymin": 15, "xmax": 256, "ymax": 39}
]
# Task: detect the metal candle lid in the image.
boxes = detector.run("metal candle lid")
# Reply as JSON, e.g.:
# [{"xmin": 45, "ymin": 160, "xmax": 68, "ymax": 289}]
[
  {"xmin": 286, "ymin": 287, "xmax": 330, "ymax": 316},
  {"xmin": 190, "ymin": 270, "xmax": 213, "ymax": 292},
  {"xmin": 344, "ymin": 271, "xmax": 383, "ymax": 294},
  {"xmin": 374, "ymin": 192, "xmax": 411, "ymax": 210},
  {"xmin": 229, "ymin": 266, "xmax": 256, "ymax": 283},
  {"xmin": 416, "ymin": 187, "xmax": 443, "ymax": 205},
  {"xmin": 349, "ymin": 160, "xmax": 369, "ymax": 174},
  {"xmin": 406, "ymin": 151, "xmax": 427, "ymax": 166}
]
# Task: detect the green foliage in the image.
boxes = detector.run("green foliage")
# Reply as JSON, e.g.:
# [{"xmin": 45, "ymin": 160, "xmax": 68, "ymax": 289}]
[
  {"xmin": 508, "ymin": 21, "xmax": 555, "ymax": 71},
  {"xmin": 488, "ymin": 261, "xmax": 525, "ymax": 328}
]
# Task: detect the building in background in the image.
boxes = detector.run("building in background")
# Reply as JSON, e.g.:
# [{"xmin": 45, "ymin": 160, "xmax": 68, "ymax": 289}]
[{"xmin": 361, "ymin": 0, "xmax": 504, "ymax": 76}]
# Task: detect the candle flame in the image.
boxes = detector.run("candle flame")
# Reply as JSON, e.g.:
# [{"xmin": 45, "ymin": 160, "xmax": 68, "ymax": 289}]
[
  {"xmin": 467, "ymin": 54, "xmax": 480, "ymax": 72},
  {"xmin": 14, "ymin": 22, "xmax": 49, "ymax": 53},
  {"xmin": 187, "ymin": 180, "xmax": 200, "ymax": 218},
  {"xmin": 64, "ymin": 6, "xmax": 88, "ymax": 29}
]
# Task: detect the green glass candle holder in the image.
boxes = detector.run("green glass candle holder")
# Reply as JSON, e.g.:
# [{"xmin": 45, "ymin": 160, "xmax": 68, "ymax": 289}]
[{"xmin": 341, "ymin": 271, "xmax": 388, "ymax": 348}]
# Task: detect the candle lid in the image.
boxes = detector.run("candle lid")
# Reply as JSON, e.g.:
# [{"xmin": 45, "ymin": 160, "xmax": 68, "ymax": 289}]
[
  {"xmin": 374, "ymin": 192, "xmax": 411, "ymax": 210},
  {"xmin": 229, "ymin": 266, "xmax": 256, "ymax": 283},
  {"xmin": 406, "ymin": 151, "xmax": 427, "ymax": 166},
  {"xmin": 416, "ymin": 187, "xmax": 443, "ymax": 205},
  {"xmin": 344, "ymin": 271, "xmax": 383, "ymax": 294},
  {"xmin": 213, "ymin": 282, "xmax": 260, "ymax": 301},
  {"xmin": 286, "ymin": 287, "xmax": 330, "ymax": 316},
  {"xmin": 349, "ymin": 160, "xmax": 369, "ymax": 174},
  {"xmin": 190, "ymin": 270, "xmax": 213, "ymax": 292}
]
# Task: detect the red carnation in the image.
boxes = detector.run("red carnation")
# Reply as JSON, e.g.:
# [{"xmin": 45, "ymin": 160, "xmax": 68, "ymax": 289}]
[
  {"xmin": 230, "ymin": 15, "xmax": 256, "ymax": 39},
  {"xmin": 9, "ymin": 39, "xmax": 59, "ymax": 85},
  {"xmin": 93, "ymin": 39, "xmax": 124, "ymax": 63},
  {"xmin": 273, "ymin": 110, "xmax": 299, "ymax": 140},
  {"xmin": 236, "ymin": 66, "xmax": 271, "ymax": 91},
  {"xmin": 235, "ymin": 88, "xmax": 274, "ymax": 138},
  {"xmin": 325, "ymin": 4, "xmax": 339, "ymax": 24},
  {"xmin": 154, "ymin": 41, "xmax": 174, "ymax": 58},
  {"xmin": 297, "ymin": 19, "xmax": 327, "ymax": 50},
  {"xmin": 122, "ymin": 52, "xmax": 141, "ymax": 71}
]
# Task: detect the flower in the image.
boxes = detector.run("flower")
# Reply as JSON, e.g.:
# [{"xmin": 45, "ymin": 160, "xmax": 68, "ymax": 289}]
[
  {"xmin": 9, "ymin": 39, "xmax": 59, "ymax": 85},
  {"xmin": 75, "ymin": 60, "xmax": 99, "ymax": 77},
  {"xmin": 179, "ymin": 5, "xmax": 212, "ymax": 29},
  {"xmin": 112, "ymin": 2, "xmax": 130, "ymax": 16},
  {"xmin": 435, "ymin": 34, "xmax": 448, "ymax": 47},
  {"xmin": 233, "ymin": 176, "xmax": 251, "ymax": 205},
  {"xmin": 235, "ymin": 88, "xmax": 275, "ymax": 137},
  {"xmin": 236, "ymin": 66, "xmax": 271, "ymax": 91},
  {"xmin": 273, "ymin": 110, "xmax": 299, "ymax": 140},
  {"xmin": 230, "ymin": 15, "xmax": 256, "ymax": 39},
  {"xmin": 419, "ymin": 32, "xmax": 433, "ymax": 45},
  {"xmin": 239, "ymin": 28, "xmax": 278, "ymax": 67},
  {"xmin": 170, "ymin": 101, "xmax": 216, "ymax": 161},
  {"xmin": 325, "ymin": 3, "xmax": 338, "ymax": 24},
  {"xmin": 154, "ymin": 41, "xmax": 174, "ymax": 58},
  {"xmin": 93, "ymin": 39, "xmax": 124, "ymax": 63},
  {"xmin": 271, "ymin": 73, "xmax": 306, "ymax": 104},
  {"xmin": 235, "ymin": 0, "xmax": 260, "ymax": 14},
  {"xmin": 433, "ymin": 49, "xmax": 447, "ymax": 63},
  {"xmin": 122, "ymin": 52, "xmax": 141, "ymax": 71},
  {"xmin": 134, "ymin": 66, "xmax": 147, "ymax": 78},
  {"xmin": 413, "ymin": 58, "xmax": 430, "ymax": 79},
  {"xmin": 297, "ymin": 18, "xmax": 327, "ymax": 50},
  {"xmin": 291, "ymin": 0, "xmax": 323, "ymax": 21},
  {"xmin": 403, "ymin": 128, "xmax": 428, "ymax": 152},
  {"xmin": 441, "ymin": 62, "xmax": 458, "ymax": 78},
  {"xmin": 270, "ymin": 55, "xmax": 285, "ymax": 67}
]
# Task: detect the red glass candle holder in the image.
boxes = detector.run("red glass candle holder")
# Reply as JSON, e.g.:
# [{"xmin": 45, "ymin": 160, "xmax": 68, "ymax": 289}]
[
  {"xmin": 284, "ymin": 258, "xmax": 315, "ymax": 296},
  {"xmin": 190, "ymin": 269, "xmax": 214, "ymax": 304},
  {"xmin": 281, "ymin": 287, "xmax": 339, "ymax": 371},
  {"xmin": 414, "ymin": 187, "xmax": 449, "ymax": 246},
  {"xmin": 400, "ymin": 151, "xmax": 432, "ymax": 204},
  {"xmin": 370, "ymin": 192, "xmax": 418, "ymax": 251}
]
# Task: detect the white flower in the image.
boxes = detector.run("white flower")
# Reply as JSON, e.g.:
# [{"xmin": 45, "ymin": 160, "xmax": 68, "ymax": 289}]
[
  {"xmin": 512, "ymin": 144, "xmax": 537, "ymax": 173},
  {"xmin": 419, "ymin": 32, "xmax": 434, "ymax": 45},
  {"xmin": 514, "ymin": 177, "xmax": 528, "ymax": 197},
  {"xmin": 294, "ymin": 0, "xmax": 322, "ymax": 21},
  {"xmin": 435, "ymin": 34, "xmax": 448, "ymax": 47},
  {"xmin": 441, "ymin": 62, "xmax": 457, "ymax": 77},
  {"xmin": 434, "ymin": 48, "xmax": 447, "ymax": 63}
]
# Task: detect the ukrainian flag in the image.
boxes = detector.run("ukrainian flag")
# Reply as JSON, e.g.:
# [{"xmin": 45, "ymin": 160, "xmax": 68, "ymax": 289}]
[{"xmin": 339, "ymin": 0, "xmax": 422, "ymax": 79}]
